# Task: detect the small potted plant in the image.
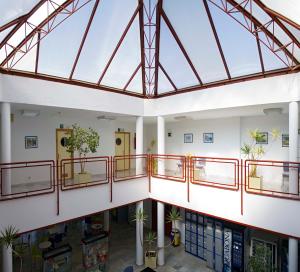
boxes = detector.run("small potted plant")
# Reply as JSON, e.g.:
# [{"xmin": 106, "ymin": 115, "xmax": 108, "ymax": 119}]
[
  {"xmin": 247, "ymin": 243, "xmax": 275, "ymax": 271},
  {"xmin": 0, "ymin": 225, "xmax": 23, "ymax": 272},
  {"xmin": 241, "ymin": 129, "xmax": 279, "ymax": 189},
  {"xmin": 147, "ymin": 139, "xmax": 157, "ymax": 174},
  {"xmin": 66, "ymin": 124, "xmax": 100, "ymax": 183},
  {"xmin": 144, "ymin": 231, "xmax": 157, "ymax": 269},
  {"xmin": 167, "ymin": 207, "xmax": 182, "ymax": 247}
]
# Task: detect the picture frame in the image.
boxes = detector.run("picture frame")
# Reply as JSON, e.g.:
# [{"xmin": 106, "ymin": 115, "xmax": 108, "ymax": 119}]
[
  {"xmin": 203, "ymin": 133, "xmax": 214, "ymax": 143},
  {"xmin": 282, "ymin": 134, "xmax": 289, "ymax": 147},
  {"xmin": 256, "ymin": 132, "xmax": 268, "ymax": 144},
  {"xmin": 25, "ymin": 136, "xmax": 38, "ymax": 149},
  {"xmin": 184, "ymin": 133, "xmax": 193, "ymax": 143}
]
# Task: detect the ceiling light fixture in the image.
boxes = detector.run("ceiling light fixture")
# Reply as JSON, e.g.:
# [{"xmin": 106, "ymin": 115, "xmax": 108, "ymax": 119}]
[
  {"xmin": 20, "ymin": 110, "xmax": 40, "ymax": 117},
  {"xmin": 263, "ymin": 108, "xmax": 282, "ymax": 115},
  {"xmin": 97, "ymin": 115, "xmax": 116, "ymax": 121}
]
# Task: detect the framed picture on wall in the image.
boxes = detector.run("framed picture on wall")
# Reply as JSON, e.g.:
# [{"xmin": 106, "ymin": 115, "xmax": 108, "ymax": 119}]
[
  {"xmin": 282, "ymin": 134, "xmax": 289, "ymax": 147},
  {"xmin": 203, "ymin": 133, "xmax": 214, "ymax": 143},
  {"xmin": 25, "ymin": 136, "xmax": 38, "ymax": 149},
  {"xmin": 256, "ymin": 132, "xmax": 268, "ymax": 144},
  {"xmin": 184, "ymin": 133, "xmax": 193, "ymax": 143}
]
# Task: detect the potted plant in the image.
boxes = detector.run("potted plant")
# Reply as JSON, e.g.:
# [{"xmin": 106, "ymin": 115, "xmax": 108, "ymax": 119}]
[
  {"xmin": 147, "ymin": 139, "xmax": 157, "ymax": 174},
  {"xmin": 66, "ymin": 124, "xmax": 100, "ymax": 183},
  {"xmin": 247, "ymin": 243, "xmax": 276, "ymax": 272},
  {"xmin": 166, "ymin": 207, "xmax": 182, "ymax": 247},
  {"xmin": 0, "ymin": 225, "xmax": 23, "ymax": 272},
  {"xmin": 241, "ymin": 129, "xmax": 279, "ymax": 190},
  {"xmin": 144, "ymin": 231, "xmax": 157, "ymax": 269}
]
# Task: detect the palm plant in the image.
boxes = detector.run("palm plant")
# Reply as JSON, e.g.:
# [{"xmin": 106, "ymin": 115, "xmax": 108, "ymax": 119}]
[
  {"xmin": 241, "ymin": 129, "xmax": 279, "ymax": 177},
  {"xmin": 0, "ymin": 225, "xmax": 23, "ymax": 272},
  {"xmin": 166, "ymin": 207, "xmax": 182, "ymax": 246},
  {"xmin": 145, "ymin": 231, "xmax": 157, "ymax": 256},
  {"xmin": 132, "ymin": 208, "xmax": 148, "ymax": 247}
]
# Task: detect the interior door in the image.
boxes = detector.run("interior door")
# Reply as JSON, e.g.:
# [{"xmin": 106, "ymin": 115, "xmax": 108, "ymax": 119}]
[
  {"xmin": 115, "ymin": 132, "xmax": 130, "ymax": 171},
  {"xmin": 56, "ymin": 129, "xmax": 73, "ymax": 180}
]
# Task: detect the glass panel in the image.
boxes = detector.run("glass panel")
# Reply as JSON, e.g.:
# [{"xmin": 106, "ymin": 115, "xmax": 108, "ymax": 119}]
[
  {"xmin": 159, "ymin": 19, "xmax": 199, "ymax": 88},
  {"xmin": 72, "ymin": 0, "xmax": 138, "ymax": 83},
  {"xmin": 101, "ymin": 17, "xmax": 141, "ymax": 90},
  {"xmin": 0, "ymin": 25, "xmax": 15, "ymax": 44},
  {"xmin": 163, "ymin": 0, "xmax": 228, "ymax": 83},
  {"xmin": 0, "ymin": 0, "xmax": 38, "ymax": 27},
  {"xmin": 11, "ymin": 33, "xmax": 38, "ymax": 72},
  {"xmin": 279, "ymin": 19, "xmax": 300, "ymax": 42},
  {"xmin": 208, "ymin": 1, "xmax": 262, "ymax": 77},
  {"xmin": 37, "ymin": 0, "xmax": 95, "ymax": 78},
  {"xmin": 157, "ymin": 67, "xmax": 175, "ymax": 94},
  {"xmin": 125, "ymin": 67, "xmax": 143, "ymax": 93}
]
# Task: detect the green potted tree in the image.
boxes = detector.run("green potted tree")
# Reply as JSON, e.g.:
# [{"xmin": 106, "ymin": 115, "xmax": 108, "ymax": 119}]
[
  {"xmin": 247, "ymin": 243, "xmax": 276, "ymax": 271},
  {"xmin": 147, "ymin": 139, "xmax": 157, "ymax": 174},
  {"xmin": 66, "ymin": 124, "xmax": 100, "ymax": 183},
  {"xmin": 0, "ymin": 225, "xmax": 23, "ymax": 272},
  {"xmin": 144, "ymin": 231, "xmax": 157, "ymax": 269},
  {"xmin": 241, "ymin": 129, "xmax": 279, "ymax": 190},
  {"xmin": 166, "ymin": 207, "xmax": 182, "ymax": 247}
]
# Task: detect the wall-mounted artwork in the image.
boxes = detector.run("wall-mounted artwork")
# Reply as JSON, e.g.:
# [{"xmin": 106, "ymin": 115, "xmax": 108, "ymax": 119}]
[
  {"xmin": 203, "ymin": 133, "xmax": 214, "ymax": 143},
  {"xmin": 282, "ymin": 134, "xmax": 289, "ymax": 147},
  {"xmin": 25, "ymin": 136, "xmax": 38, "ymax": 149},
  {"xmin": 256, "ymin": 132, "xmax": 268, "ymax": 144},
  {"xmin": 184, "ymin": 133, "xmax": 193, "ymax": 143}
]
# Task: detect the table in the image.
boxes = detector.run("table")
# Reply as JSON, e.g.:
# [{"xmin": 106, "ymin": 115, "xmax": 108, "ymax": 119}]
[{"xmin": 38, "ymin": 241, "xmax": 52, "ymax": 250}]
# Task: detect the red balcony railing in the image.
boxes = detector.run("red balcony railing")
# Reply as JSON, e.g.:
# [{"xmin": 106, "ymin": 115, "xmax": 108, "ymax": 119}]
[
  {"xmin": 190, "ymin": 156, "xmax": 240, "ymax": 191},
  {"xmin": 60, "ymin": 156, "xmax": 110, "ymax": 191},
  {"xmin": 244, "ymin": 160, "xmax": 300, "ymax": 200},
  {"xmin": 112, "ymin": 154, "xmax": 148, "ymax": 182},
  {"xmin": 0, "ymin": 160, "xmax": 55, "ymax": 200},
  {"xmin": 150, "ymin": 154, "xmax": 187, "ymax": 183}
]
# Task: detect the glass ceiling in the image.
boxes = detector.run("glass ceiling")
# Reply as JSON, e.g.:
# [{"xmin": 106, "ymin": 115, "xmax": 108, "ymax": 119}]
[{"xmin": 0, "ymin": 0, "xmax": 299, "ymax": 97}]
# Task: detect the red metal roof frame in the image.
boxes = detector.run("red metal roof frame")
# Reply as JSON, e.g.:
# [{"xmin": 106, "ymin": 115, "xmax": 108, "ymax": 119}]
[{"xmin": 0, "ymin": 0, "xmax": 299, "ymax": 99}]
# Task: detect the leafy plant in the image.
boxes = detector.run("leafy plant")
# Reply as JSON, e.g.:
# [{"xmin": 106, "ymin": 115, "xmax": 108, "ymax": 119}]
[
  {"xmin": 0, "ymin": 226, "xmax": 23, "ymax": 272},
  {"xmin": 66, "ymin": 124, "xmax": 100, "ymax": 173},
  {"xmin": 166, "ymin": 207, "xmax": 182, "ymax": 233},
  {"xmin": 145, "ymin": 231, "xmax": 157, "ymax": 255},
  {"xmin": 247, "ymin": 243, "xmax": 276, "ymax": 272},
  {"xmin": 132, "ymin": 208, "xmax": 148, "ymax": 247},
  {"xmin": 241, "ymin": 129, "xmax": 279, "ymax": 177}
]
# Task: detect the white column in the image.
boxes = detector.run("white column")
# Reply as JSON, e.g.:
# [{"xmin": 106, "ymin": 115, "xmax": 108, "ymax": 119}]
[
  {"xmin": 136, "ymin": 116, "xmax": 143, "ymax": 175},
  {"xmin": 103, "ymin": 210, "xmax": 110, "ymax": 232},
  {"xmin": 288, "ymin": 101, "xmax": 299, "ymax": 272},
  {"xmin": 1, "ymin": 102, "xmax": 11, "ymax": 194},
  {"xmin": 1, "ymin": 103, "xmax": 13, "ymax": 272},
  {"xmin": 157, "ymin": 116, "xmax": 165, "ymax": 175},
  {"xmin": 136, "ymin": 201, "xmax": 144, "ymax": 266},
  {"xmin": 157, "ymin": 201, "xmax": 165, "ymax": 266}
]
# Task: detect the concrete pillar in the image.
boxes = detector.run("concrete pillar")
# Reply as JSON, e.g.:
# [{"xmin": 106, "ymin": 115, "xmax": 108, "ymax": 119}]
[
  {"xmin": 1, "ymin": 102, "xmax": 11, "ymax": 194},
  {"xmin": 157, "ymin": 116, "xmax": 165, "ymax": 175},
  {"xmin": 1, "ymin": 103, "xmax": 13, "ymax": 272},
  {"xmin": 136, "ymin": 201, "xmax": 144, "ymax": 266},
  {"xmin": 157, "ymin": 201, "xmax": 165, "ymax": 266},
  {"xmin": 288, "ymin": 101, "xmax": 299, "ymax": 272},
  {"xmin": 136, "ymin": 116, "xmax": 143, "ymax": 175},
  {"xmin": 103, "ymin": 210, "xmax": 110, "ymax": 232}
]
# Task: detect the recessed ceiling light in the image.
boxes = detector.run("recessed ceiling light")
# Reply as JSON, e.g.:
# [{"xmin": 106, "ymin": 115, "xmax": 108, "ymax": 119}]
[
  {"xmin": 263, "ymin": 108, "xmax": 282, "ymax": 115},
  {"xmin": 20, "ymin": 110, "xmax": 40, "ymax": 117},
  {"xmin": 174, "ymin": 116, "xmax": 187, "ymax": 120},
  {"xmin": 97, "ymin": 115, "xmax": 116, "ymax": 121}
]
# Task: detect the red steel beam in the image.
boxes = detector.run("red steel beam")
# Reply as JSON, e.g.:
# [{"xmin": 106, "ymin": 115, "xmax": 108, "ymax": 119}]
[
  {"xmin": 158, "ymin": 62, "xmax": 177, "ymax": 91},
  {"xmin": 254, "ymin": 24, "xmax": 265, "ymax": 74},
  {"xmin": 97, "ymin": 5, "xmax": 140, "ymax": 85},
  {"xmin": 203, "ymin": 0, "xmax": 231, "ymax": 79},
  {"xmin": 138, "ymin": 0, "xmax": 146, "ymax": 95},
  {"xmin": 69, "ymin": 0, "xmax": 100, "ymax": 79},
  {"xmin": 35, "ymin": 31, "xmax": 41, "ymax": 73},
  {"xmin": 154, "ymin": 0, "xmax": 163, "ymax": 96},
  {"xmin": 123, "ymin": 63, "xmax": 141, "ymax": 90},
  {"xmin": 161, "ymin": 9, "xmax": 203, "ymax": 85}
]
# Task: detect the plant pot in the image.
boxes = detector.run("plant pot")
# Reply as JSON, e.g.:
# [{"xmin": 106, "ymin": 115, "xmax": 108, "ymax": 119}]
[
  {"xmin": 74, "ymin": 172, "xmax": 91, "ymax": 184},
  {"xmin": 145, "ymin": 251, "xmax": 157, "ymax": 269},
  {"xmin": 249, "ymin": 176, "xmax": 262, "ymax": 190},
  {"xmin": 170, "ymin": 229, "xmax": 181, "ymax": 247}
]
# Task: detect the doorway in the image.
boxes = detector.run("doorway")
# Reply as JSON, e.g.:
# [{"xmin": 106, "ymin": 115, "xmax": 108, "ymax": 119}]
[
  {"xmin": 56, "ymin": 129, "xmax": 73, "ymax": 180},
  {"xmin": 152, "ymin": 201, "xmax": 172, "ymax": 235},
  {"xmin": 115, "ymin": 132, "xmax": 130, "ymax": 171}
]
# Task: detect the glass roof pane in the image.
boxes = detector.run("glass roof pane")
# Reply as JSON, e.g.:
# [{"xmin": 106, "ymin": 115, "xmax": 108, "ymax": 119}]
[
  {"xmin": 0, "ymin": 0, "xmax": 38, "ymax": 27},
  {"xmin": 159, "ymin": 19, "xmax": 199, "ymax": 88},
  {"xmin": 0, "ymin": 25, "xmax": 15, "ymax": 44},
  {"xmin": 37, "ymin": 0, "xmax": 95, "ymax": 78},
  {"xmin": 125, "ymin": 67, "xmax": 143, "ymax": 93},
  {"xmin": 101, "ymin": 17, "xmax": 141, "ymax": 90},
  {"xmin": 208, "ymin": 1, "xmax": 262, "ymax": 77},
  {"xmin": 163, "ymin": 0, "xmax": 228, "ymax": 83},
  {"xmin": 11, "ymin": 33, "xmax": 38, "ymax": 72},
  {"xmin": 72, "ymin": 0, "xmax": 138, "ymax": 83},
  {"xmin": 279, "ymin": 19, "xmax": 300, "ymax": 43},
  {"xmin": 157, "ymin": 67, "xmax": 175, "ymax": 94}
]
